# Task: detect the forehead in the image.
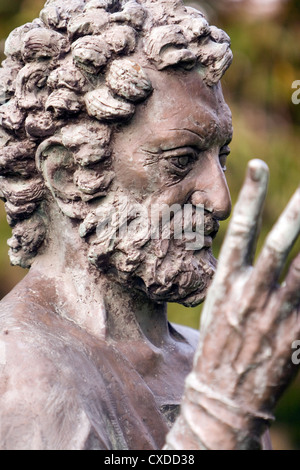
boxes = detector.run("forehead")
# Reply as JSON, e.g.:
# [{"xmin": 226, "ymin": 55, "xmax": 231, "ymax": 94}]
[{"xmin": 126, "ymin": 66, "xmax": 233, "ymax": 149}]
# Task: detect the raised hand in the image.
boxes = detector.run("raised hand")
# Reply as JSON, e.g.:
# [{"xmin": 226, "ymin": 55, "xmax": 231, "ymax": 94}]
[{"xmin": 165, "ymin": 159, "xmax": 300, "ymax": 450}]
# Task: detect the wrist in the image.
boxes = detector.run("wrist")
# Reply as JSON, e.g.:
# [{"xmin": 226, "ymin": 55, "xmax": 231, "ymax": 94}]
[{"xmin": 166, "ymin": 372, "xmax": 274, "ymax": 450}]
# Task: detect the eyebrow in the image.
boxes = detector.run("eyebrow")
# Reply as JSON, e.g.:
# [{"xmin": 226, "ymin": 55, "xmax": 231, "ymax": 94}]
[
  {"xmin": 156, "ymin": 128, "xmax": 205, "ymax": 152},
  {"xmin": 158, "ymin": 123, "xmax": 233, "ymax": 152},
  {"xmin": 169, "ymin": 127, "xmax": 206, "ymax": 144}
]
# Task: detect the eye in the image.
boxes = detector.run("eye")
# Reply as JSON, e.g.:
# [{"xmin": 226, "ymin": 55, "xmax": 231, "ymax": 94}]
[
  {"xmin": 166, "ymin": 148, "xmax": 197, "ymax": 172},
  {"xmin": 172, "ymin": 155, "xmax": 192, "ymax": 168},
  {"xmin": 219, "ymin": 145, "xmax": 230, "ymax": 172},
  {"xmin": 178, "ymin": 155, "xmax": 191, "ymax": 167}
]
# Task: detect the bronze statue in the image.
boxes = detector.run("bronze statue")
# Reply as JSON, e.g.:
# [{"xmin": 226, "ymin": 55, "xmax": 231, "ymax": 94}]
[{"xmin": 0, "ymin": 0, "xmax": 299, "ymax": 450}]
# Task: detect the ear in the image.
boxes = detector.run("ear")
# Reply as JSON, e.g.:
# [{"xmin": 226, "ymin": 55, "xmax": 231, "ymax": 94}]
[{"xmin": 36, "ymin": 138, "xmax": 89, "ymax": 220}]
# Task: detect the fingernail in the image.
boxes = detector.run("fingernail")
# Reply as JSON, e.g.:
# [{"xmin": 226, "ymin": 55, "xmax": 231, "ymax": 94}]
[{"xmin": 248, "ymin": 159, "xmax": 269, "ymax": 182}]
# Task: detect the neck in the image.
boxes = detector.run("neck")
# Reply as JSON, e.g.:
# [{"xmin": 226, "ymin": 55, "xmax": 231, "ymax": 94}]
[{"xmin": 29, "ymin": 213, "xmax": 169, "ymax": 346}]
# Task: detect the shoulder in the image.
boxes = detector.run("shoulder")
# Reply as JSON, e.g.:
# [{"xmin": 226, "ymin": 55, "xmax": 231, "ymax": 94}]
[
  {"xmin": 0, "ymin": 291, "xmax": 58, "ymax": 364},
  {"xmin": 0, "ymin": 297, "xmax": 94, "ymax": 450}
]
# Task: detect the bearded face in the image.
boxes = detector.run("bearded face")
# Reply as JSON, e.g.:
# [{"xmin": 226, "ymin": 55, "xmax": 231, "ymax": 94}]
[{"xmin": 79, "ymin": 67, "xmax": 232, "ymax": 307}]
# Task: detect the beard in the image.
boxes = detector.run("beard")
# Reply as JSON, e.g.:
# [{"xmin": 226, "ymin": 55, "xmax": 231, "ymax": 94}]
[{"xmin": 80, "ymin": 195, "xmax": 219, "ymax": 307}]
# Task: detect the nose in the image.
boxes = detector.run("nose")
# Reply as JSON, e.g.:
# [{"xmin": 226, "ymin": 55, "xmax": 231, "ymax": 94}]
[{"xmin": 189, "ymin": 158, "xmax": 232, "ymax": 220}]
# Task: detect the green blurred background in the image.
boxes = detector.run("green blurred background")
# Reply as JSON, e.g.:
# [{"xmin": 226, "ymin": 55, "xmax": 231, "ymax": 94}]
[{"xmin": 0, "ymin": 0, "xmax": 299, "ymax": 450}]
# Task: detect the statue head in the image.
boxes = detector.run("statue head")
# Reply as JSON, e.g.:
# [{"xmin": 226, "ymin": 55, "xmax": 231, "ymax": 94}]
[{"xmin": 0, "ymin": 0, "xmax": 233, "ymax": 307}]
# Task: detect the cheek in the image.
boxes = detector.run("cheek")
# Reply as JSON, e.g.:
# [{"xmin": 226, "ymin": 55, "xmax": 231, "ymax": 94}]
[
  {"xmin": 150, "ymin": 179, "xmax": 193, "ymax": 208},
  {"xmin": 113, "ymin": 153, "xmax": 150, "ymax": 195}
]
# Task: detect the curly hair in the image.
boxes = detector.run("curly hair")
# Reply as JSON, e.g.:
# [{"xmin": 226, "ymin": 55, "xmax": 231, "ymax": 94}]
[{"xmin": 0, "ymin": 0, "xmax": 233, "ymax": 268}]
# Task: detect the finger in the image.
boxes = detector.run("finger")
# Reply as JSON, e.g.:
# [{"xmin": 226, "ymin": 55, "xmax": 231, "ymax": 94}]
[
  {"xmin": 279, "ymin": 252, "xmax": 300, "ymax": 309},
  {"xmin": 214, "ymin": 159, "xmax": 269, "ymax": 284},
  {"xmin": 251, "ymin": 187, "xmax": 300, "ymax": 291}
]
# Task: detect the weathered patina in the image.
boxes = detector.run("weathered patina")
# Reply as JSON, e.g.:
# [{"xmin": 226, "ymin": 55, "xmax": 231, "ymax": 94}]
[{"xmin": 0, "ymin": 0, "xmax": 299, "ymax": 450}]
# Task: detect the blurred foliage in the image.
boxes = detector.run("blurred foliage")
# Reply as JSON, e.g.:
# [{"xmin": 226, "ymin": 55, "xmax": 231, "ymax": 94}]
[{"xmin": 0, "ymin": 0, "xmax": 299, "ymax": 450}]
